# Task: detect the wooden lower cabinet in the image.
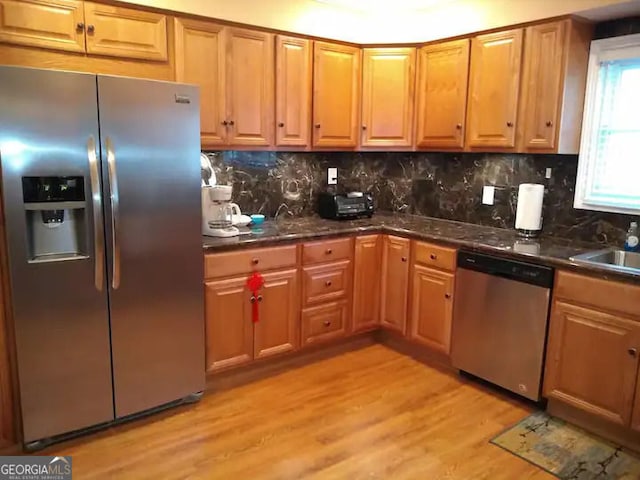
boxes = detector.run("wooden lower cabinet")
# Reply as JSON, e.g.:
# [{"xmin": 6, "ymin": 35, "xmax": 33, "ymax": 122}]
[
  {"xmin": 302, "ymin": 301, "xmax": 349, "ymax": 345},
  {"xmin": 352, "ymin": 235, "xmax": 382, "ymax": 332},
  {"xmin": 408, "ymin": 265, "xmax": 454, "ymax": 354},
  {"xmin": 205, "ymin": 275, "xmax": 252, "ymax": 373},
  {"xmin": 544, "ymin": 301, "xmax": 640, "ymax": 426},
  {"xmin": 380, "ymin": 235, "xmax": 410, "ymax": 334},
  {"xmin": 254, "ymin": 268, "xmax": 299, "ymax": 359}
]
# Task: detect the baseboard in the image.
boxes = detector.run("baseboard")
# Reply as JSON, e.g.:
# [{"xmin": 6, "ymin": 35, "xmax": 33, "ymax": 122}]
[
  {"xmin": 375, "ymin": 329, "xmax": 456, "ymax": 374},
  {"xmin": 547, "ymin": 398, "xmax": 640, "ymax": 454}
]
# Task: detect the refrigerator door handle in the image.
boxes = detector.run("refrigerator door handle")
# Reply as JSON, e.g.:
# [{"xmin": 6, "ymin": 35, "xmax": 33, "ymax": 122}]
[
  {"xmin": 87, "ymin": 135, "xmax": 104, "ymax": 291},
  {"xmin": 106, "ymin": 136, "xmax": 121, "ymax": 290}
]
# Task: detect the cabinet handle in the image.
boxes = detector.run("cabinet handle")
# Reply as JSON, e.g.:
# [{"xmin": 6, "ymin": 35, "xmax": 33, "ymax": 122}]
[
  {"xmin": 401, "ymin": 257, "xmax": 407, "ymax": 262},
  {"xmin": 430, "ymin": 253, "xmax": 437, "ymax": 260},
  {"xmin": 257, "ymin": 295, "xmax": 263, "ymax": 302},
  {"xmin": 76, "ymin": 22, "xmax": 85, "ymax": 31},
  {"xmin": 325, "ymin": 280, "xmax": 332, "ymax": 287},
  {"xmin": 87, "ymin": 24, "xmax": 95, "ymax": 34},
  {"xmin": 362, "ymin": 125, "xmax": 367, "ymax": 130},
  {"xmin": 278, "ymin": 122, "xmax": 284, "ymax": 127},
  {"xmin": 546, "ymin": 120, "xmax": 553, "ymax": 127},
  {"xmin": 445, "ymin": 293, "xmax": 451, "ymax": 299},
  {"xmin": 229, "ymin": 120, "xmax": 235, "ymax": 126},
  {"xmin": 323, "ymin": 320, "xmax": 331, "ymax": 327},
  {"xmin": 221, "ymin": 120, "xmax": 228, "ymax": 126},
  {"xmin": 506, "ymin": 121, "xmax": 514, "ymax": 127},
  {"xmin": 629, "ymin": 348, "xmax": 637, "ymax": 357},
  {"xmin": 315, "ymin": 124, "xmax": 321, "ymax": 129},
  {"xmin": 250, "ymin": 296, "xmax": 256, "ymax": 304},
  {"xmin": 252, "ymin": 258, "xmax": 259, "ymax": 265},
  {"xmin": 325, "ymin": 248, "xmax": 332, "ymax": 255},
  {"xmin": 456, "ymin": 123, "xmax": 462, "ymax": 130}
]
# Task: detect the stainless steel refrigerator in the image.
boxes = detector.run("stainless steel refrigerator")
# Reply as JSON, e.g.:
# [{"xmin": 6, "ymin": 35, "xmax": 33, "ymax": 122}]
[{"xmin": 0, "ymin": 66, "xmax": 205, "ymax": 449}]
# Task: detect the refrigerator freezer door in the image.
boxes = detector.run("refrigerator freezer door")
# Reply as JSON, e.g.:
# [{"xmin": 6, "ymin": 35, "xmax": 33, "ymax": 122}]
[
  {"xmin": 0, "ymin": 66, "xmax": 114, "ymax": 443},
  {"xmin": 97, "ymin": 75, "xmax": 205, "ymax": 417}
]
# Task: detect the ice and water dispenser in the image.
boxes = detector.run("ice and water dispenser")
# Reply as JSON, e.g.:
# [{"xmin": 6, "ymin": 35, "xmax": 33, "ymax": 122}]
[{"xmin": 22, "ymin": 176, "xmax": 89, "ymax": 262}]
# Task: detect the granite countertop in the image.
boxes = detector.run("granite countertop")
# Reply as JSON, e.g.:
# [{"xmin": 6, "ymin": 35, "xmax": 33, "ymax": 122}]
[{"xmin": 203, "ymin": 213, "xmax": 640, "ymax": 285}]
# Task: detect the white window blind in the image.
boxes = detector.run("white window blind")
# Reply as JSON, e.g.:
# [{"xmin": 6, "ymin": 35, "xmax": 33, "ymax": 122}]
[{"xmin": 575, "ymin": 34, "xmax": 640, "ymax": 215}]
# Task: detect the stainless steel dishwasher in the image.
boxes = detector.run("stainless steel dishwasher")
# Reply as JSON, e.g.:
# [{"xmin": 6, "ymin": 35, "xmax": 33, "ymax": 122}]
[{"xmin": 451, "ymin": 251, "xmax": 554, "ymax": 401}]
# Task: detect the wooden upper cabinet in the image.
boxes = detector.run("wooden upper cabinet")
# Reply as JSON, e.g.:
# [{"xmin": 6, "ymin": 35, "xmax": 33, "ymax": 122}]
[
  {"xmin": 83, "ymin": 2, "xmax": 168, "ymax": 61},
  {"xmin": 352, "ymin": 235, "xmax": 382, "ymax": 332},
  {"xmin": 205, "ymin": 275, "xmax": 252, "ymax": 373},
  {"xmin": 312, "ymin": 41, "xmax": 361, "ymax": 148},
  {"xmin": 380, "ymin": 235, "xmax": 410, "ymax": 334},
  {"xmin": 544, "ymin": 301, "xmax": 640, "ymax": 426},
  {"xmin": 519, "ymin": 20, "xmax": 592, "ymax": 154},
  {"xmin": 0, "ymin": 0, "xmax": 85, "ymax": 52},
  {"xmin": 409, "ymin": 265, "xmax": 454, "ymax": 354},
  {"xmin": 174, "ymin": 18, "xmax": 226, "ymax": 148},
  {"xmin": 416, "ymin": 40, "xmax": 469, "ymax": 150},
  {"xmin": 275, "ymin": 35, "xmax": 311, "ymax": 148},
  {"xmin": 254, "ymin": 268, "xmax": 299, "ymax": 360},
  {"xmin": 225, "ymin": 27, "xmax": 274, "ymax": 147},
  {"xmin": 467, "ymin": 28, "xmax": 523, "ymax": 149},
  {"xmin": 361, "ymin": 47, "xmax": 415, "ymax": 149}
]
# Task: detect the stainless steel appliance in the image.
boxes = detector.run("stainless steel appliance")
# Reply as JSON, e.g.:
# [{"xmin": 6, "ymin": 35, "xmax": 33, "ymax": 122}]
[
  {"xmin": 317, "ymin": 191, "xmax": 374, "ymax": 220},
  {"xmin": 451, "ymin": 251, "xmax": 553, "ymax": 401},
  {"xmin": 0, "ymin": 66, "xmax": 205, "ymax": 449}
]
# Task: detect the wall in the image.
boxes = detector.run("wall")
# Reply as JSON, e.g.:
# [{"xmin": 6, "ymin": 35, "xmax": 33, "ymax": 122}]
[
  {"xmin": 204, "ymin": 151, "xmax": 635, "ymax": 245},
  {"xmin": 123, "ymin": 0, "xmax": 637, "ymax": 44}
]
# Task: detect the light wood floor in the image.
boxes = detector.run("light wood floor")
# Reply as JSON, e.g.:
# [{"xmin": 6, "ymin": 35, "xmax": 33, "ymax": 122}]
[{"xmin": 44, "ymin": 345, "xmax": 553, "ymax": 479}]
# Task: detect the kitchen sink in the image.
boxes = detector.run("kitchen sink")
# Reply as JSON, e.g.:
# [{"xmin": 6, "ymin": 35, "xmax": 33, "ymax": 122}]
[{"xmin": 570, "ymin": 249, "xmax": 640, "ymax": 274}]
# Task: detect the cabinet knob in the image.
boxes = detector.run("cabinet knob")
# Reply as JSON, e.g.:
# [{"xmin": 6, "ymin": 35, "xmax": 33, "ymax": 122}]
[
  {"xmin": 257, "ymin": 295, "xmax": 263, "ymax": 302},
  {"xmin": 506, "ymin": 121, "xmax": 514, "ymax": 127},
  {"xmin": 252, "ymin": 258, "xmax": 259, "ymax": 265},
  {"xmin": 430, "ymin": 253, "xmax": 437, "ymax": 260},
  {"xmin": 629, "ymin": 348, "xmax": 637, "ymax": 357},
  {"xmin": 221, "ymin": 120, "xmax": 228, "ymax": 126},
  {"xmin": 325, "ymin": 248, "xmax": 332, "ymax": 255},
  {"xmin": 456, "ymin": 123, "xmax": 462, "ymax": 130},
  {"xmin": 87, "ymin": 24, "xmax": 95, "ymax": 34},
  {"xmin": 445, "ymin": 293, "xmax": 451, "ymax": 299},
  {"xmin": 323, "ymin": 320, "xmax": 331, "ymax": 327},
  {"xmin": 546, "ymin": 120, "xmax": 553, "ymax": 127},
  {"xmin": 362, "ymin": 125, "xmax": 367, "ymax": 130},
  {"xmin": 76, "ymin": 22, "xmax": 85, "ymax": 31},
  {"xmin": 315, "ymin": 124, "xmax": 321, "ymax": 129},
  {"xmin": 401, "ymin": 257, "xmax": 407, "ymax": 262},
  {"xmin": 278, "ymin": 122, "xmax": 284, "ymax": 127},
  {"xmin": 325, "ymin": 280, "xmax": 332, "ymax": 287},
  {"xmin": 250, "ymin": 296, "xmax": 256, "ymax": 304},
  {"xmin": 229, "ymin": 120, "xmax": 235, "ymax": 126}
]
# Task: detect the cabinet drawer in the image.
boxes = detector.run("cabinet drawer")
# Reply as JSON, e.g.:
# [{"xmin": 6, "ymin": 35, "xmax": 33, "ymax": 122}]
[
  {"xmin": 302, "ymin": 237, "xmax": 352, "ymax": 265},
  {"xmin": 302, "ymin": 301, "xmax": 348, "ymax": 345},
  {"xmin": 414, "ymin": 241, "xmax": 456, "ymax": 272},
  {"xmin": 204, "ymin": 245, "xmax": 297, "ymax": 279},
  {"xmin": 303, "ymin": 260, "xmax": 350, "ymax": 305},
  {"xmin": 555, "ymin": 271, "xmax": 640, "ymax": 319}
]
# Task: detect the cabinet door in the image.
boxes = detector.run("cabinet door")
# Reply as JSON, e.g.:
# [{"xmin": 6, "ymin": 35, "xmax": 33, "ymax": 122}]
[
  {"xmin": 175, "ymin": 18, "xmax": 226, "ymax": 148},
  {"xmin": 409, "ymin": 265, "xmax": 454, "ymax": 354},
  {"xmin": 254, "ymin": 268, "xmax": 299, "ymax": 359},
  {"xmin": 544, "ymin": 301, "xmax": 640, "ymax": 426},
  {"xmin": 84, "ymin": 2, "xmax": 168, "ymax": 61},
  {"xmin": 226, "ymin": 27, "xmax": 274, "ymax": 147},
  {"xmin": 276, "ymin": 35, "xmax": 311, "ymax": 148},
  {"xmin": 352, "ymin": 235, "xmax": 382, "ymax": 332},
  {"xmin": 0, "ymin": 0, "xmax": 85, "ymax": 52},
  {"xmin": 205, "ymin": 276, "xmax": 252, "ymax": 372},
  {"xmin": 467, "ymin": 29, "xmax": 523, "ymax": 148},
  {"xmin": 361, "ymin": 47, "xmax": 415, "ymax": 148},
  {"xmin": 520, "ymin": 21, "xmax": 566, "ymax": 151},
  {"xmin": 380, "ymin": 235, "xmax": 410, "ymax": 334},
  {"xmin": 416, "ymin": 40, "xmax": 469, "ymax": 149},
  {"xmin": 312, "ymin": 41, "xmax": 361, "ymax": 148}
]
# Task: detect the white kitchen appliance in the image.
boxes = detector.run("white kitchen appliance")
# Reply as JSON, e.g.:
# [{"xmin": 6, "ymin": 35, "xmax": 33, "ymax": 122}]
[{"xmin": 202, "ymin": 185, "xmax": 241, "ymax": 237}]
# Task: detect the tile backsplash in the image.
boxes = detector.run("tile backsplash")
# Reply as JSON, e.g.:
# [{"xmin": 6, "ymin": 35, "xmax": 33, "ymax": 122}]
[{"xmin": 204, "ymin": 151, "xmax": 635, "ymax": 245}]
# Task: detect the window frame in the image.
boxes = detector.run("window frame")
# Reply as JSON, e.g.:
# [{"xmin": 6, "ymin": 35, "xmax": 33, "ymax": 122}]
[{"xmin": 574, "ymin": 32, "xmax": 640, "ymax": 215}]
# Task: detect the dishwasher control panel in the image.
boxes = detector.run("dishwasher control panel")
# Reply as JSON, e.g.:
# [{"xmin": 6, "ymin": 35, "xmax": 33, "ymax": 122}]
[{"xmin": 457, "ymin": 251, "xmax": 554, "ymax": 288}]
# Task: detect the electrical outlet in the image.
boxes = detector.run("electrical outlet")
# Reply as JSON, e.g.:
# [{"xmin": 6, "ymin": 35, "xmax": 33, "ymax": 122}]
[
  {"xmin": 327, "ymin": 167, "xmax": 338, "ymax": 185},
  {"xmin": 545, "ymin": 168, "xmax": 552, "ymax": 179},
  {"xmin": 482, "ymin": 186, "xmax": 495, "ymax": 205}
]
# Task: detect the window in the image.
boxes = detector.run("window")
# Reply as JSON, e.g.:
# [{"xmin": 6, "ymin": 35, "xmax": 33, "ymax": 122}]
[{"xmin": 574, "ymin": 33, "xmax": 640, "ymax": 214}]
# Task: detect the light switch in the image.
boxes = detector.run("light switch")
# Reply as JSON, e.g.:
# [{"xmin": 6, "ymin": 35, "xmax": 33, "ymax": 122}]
[
  {"xmin": 482, "ymin": 186, "xmax": 495, "ymax": 205},
  {"xmin": 327, "ymin": 167, "xmax": 338, "ymax": 185},
  {"xmin": 545, "ymin": 168, "xmax": 552, "ymax": 179}
]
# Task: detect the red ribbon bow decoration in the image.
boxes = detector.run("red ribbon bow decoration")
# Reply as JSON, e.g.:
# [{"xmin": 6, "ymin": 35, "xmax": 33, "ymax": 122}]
[{"xmin": 246, "ymin": 272, "xmax": 265, "ymax": 323}]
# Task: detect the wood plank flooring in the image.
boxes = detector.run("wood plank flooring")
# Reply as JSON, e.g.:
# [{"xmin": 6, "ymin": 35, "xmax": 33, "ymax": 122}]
[{"xmin": 43, "ymin": 345, "xmax": 553, "ymax": 479}]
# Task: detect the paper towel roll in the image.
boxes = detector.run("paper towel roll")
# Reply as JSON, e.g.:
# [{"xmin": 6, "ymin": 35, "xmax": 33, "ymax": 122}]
[{"xmin": 515, "ymin": 183, "xmax": 544, "ymax": 233}]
